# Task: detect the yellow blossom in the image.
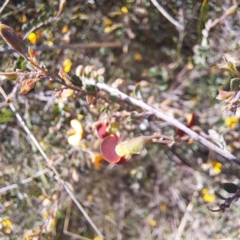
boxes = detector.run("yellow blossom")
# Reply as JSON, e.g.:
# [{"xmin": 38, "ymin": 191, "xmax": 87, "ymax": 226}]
[
  {"xmin": 203, "ymin": 194, "xmax": 215, "ymax": 203},
  {"xmin": 201, "ymin": 188, "xmax": 208, "ymax": 195},
  {"xmin": 67, "ymin": 119, "xmax": 84, "ymax": 146},
  {"xmin": 210, "ymin": 160, "xmax": 222, "ymax": 174},
  {"xmin": 63, "ymin": 59, "xmax": 72, "ymax": 73},
  {"xmin": 19, "ymin": 14, "xmax": 27, "ymax": 23},
  {"xmin": 28, "ymin": 32, "xmax": 37, "ymax": 45},
  {"xmin": 2, "ymin": 219, "xmax": 13, "ymax": 234},
  {"xmin": 93, "ymin": 237, "xmax": 102, "ymax": 240},
  {"xmin": 225, "ymin": 116, "xmax": 239, "ymax": 129},
  {"xmin": 47, "ymin": 41, "xmax": 53, "ymax": 46},
  {"xmin": 104, "ymin": 18, "xmax": 112, "ymax": 26},
  {"xmin": 94, "ymin": 154, "xmax": 105, "ymax": 169},
  {"xmin": 201, "ymin": 188, "xmax": 215, "ymax": 203},
  {"xmin": 160, "ymin": 203, "xmax": 168, "ymax": 212},
  {"xmin": 77, "ymin": 114, "xmax": 84, "ymax": 120},
  {"xmin": 43, "ymin": 211, "xmax": 49, "ymax": 219},
  {"xmin": 87, "ymin": 195, "xmax": 93, "ymax": 202},
  {"xmin": 121, "ymin": 7, "xmax": 128, "ymax": 14},
  {"xmin": 62, "ymin": 25, "xmax": 69, "ymax": 34},
  {"xmin": 149, "ymin": 219, "xmax": 157, "ymax": 227},
  {"xmin": 187, "ymin": 61, "xmax": 194, "ymax": 70},
  {"xmin": 134, "ymin": 53, "xmax": 143, "ymax": 61}
]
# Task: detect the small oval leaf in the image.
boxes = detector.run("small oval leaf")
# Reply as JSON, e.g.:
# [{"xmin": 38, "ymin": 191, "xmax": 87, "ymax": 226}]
[
  {"xmin": 222, "ymin": 182, "xmax": 239, "ymax": 194},
  {"xmin": 20, "ymin": 79, "xmax": 37, "ymax": 94},
  {"xmin": 134, "ymin": 83, "xmax": 143, "ymax": 100},
  {"xmin": 70, "ymin": 74, "xmax": 82, "ymax": 87},
  {"xmin": 230, "ymin": 78, "xmax": 240, "ymax": 91},
  {"xmin": 0, "ymin": 23, "xmax": 27, "ymax": 59}
]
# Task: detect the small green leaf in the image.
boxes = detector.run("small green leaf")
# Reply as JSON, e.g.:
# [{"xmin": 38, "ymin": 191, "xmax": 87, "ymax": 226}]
[
  {"xmin": 230, "ymin": 78, "xmax": 240, "ymax": 91},
  {"xmin": 85, "ymin": 84, "xmax": 96, "ymax": 94},
  {"xmin": 0, "ymin": 108, "xmax": 14, "ymax": 124},
  {"xmin": 223, "ymin": 182, "xmax": 239, "ymax": 194},
  {"xmin": 70, "ymin": 74, "xmax": 82, "ymax": 87},
  {"xmin": 104, "ymin": 23, "xmax": 122, "ymax": 34},
  {"xmin": 235, "ymin": 65, "xmax": 240, "ymax": 73},
  {"xmin": 15, "ymin": 56, "xmax": 27, "ymax": 70},
  {"xmin": 214, "ymin": 191, "xmax": 226, "ymax": 200},
  {"xmin": 134, "ymin": 83, "xmax": 143, "ymax": 100}
]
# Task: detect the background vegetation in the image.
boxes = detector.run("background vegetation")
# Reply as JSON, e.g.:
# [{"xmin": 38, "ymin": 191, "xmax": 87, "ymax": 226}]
[{"xmin": 0, "ymin": 0, "xmax": 240, "ymax": 239}]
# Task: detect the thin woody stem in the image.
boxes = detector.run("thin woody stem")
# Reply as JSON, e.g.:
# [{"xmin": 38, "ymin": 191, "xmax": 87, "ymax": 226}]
[
  {"xmin": 96, "ymin": 82, "xmax": 240, "ymax": 166},
  {"xmin": 0, "ymin": 86, "xmax": 104, "ymax": 239},
  {"xmin": 150, "ymin": 0, "xmax": 184, "ymax": 31}
]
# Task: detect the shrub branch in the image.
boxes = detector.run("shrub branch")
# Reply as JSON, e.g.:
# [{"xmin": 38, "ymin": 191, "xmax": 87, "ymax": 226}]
[{"xmin": 96, "ymin": 82, "xmax": 240, "ymax": 166}]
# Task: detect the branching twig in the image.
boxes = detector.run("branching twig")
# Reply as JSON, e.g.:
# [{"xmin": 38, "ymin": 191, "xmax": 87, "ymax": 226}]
[
  {"xmin": 150, "ymin": 0, "xmax": 184, "ymax": 31},
  {"xmin": 0, "ymin": 0, "xmax": 9, "ymax": 14},
  {"xmin": 0, "ymin": 156, "xmax": 64, "ymax": 194},
  {"xmin": 0, "ymin": 86, "xmax": 104, "ymax": 239},
  {"xmin": 96, "ymin": 82, "xmax": 240, "ymax": 166},
  {"xmin": 175, "ymin": 198, "xmax": 194, "ymax": 240},
  {"xmin": 211, "ymin": 189, "xmax": 240, "ymax": 212},
  {"xmin": 0, "ymin": 41, "xmax": 123, "ymax": 54},
  {"xmin": 0, "ymin": 168, "xmax": 49, "ymax": 194},
  {"xmin": 23, "ymin": 16, "xmax": 60, "ymax": 40}
]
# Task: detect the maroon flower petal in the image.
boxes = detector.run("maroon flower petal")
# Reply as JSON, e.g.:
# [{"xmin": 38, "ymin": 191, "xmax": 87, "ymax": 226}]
[
  {"xmin": 97, "ymin": 123, "xmax": 109, "ymax": 140},
  {"xmin": 115, "ymin": 157, "xmax": 129, "ymax": 165},
  {"xmin": 100, "ymin": 135, "xmax": 121, "ymax": 163}
]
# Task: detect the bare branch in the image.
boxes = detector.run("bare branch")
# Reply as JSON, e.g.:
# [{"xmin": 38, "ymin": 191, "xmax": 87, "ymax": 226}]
[
  {"xmin": 150, "ymin": 0, "xmax": 184, "ymax": 31},
  {"xmin": 96, "ymin": 82, "xmax": 240, "ymax": 166},
  {"xmin": 0, "ymin": 0, "xmax": 10, "ymax": 14},
  {"xmin": 0, "ymin": 41, "xmax": 123, "ymax": 54}
]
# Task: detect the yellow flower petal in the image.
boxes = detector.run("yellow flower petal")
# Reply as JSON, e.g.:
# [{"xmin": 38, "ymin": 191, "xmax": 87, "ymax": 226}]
[
  {"xmin": 225, "ymin": 116, "xmax": 239, "ymax": 129},
  {"xmin": 62, "ymin": 25, "xmax": 68, "ymax": 34},
  {"xmin": 48, "ymin": 41, "xmax": 53, "ymax": 46},
  {"xmin": 201, "ymin": 188, "xmax": 208, "ymax": 195},
  {"xmin": 213, "ymin": 167, "xmax": 221, "ymax": 174},
  {"xmin": 70, "ymin": 119, "xmax": 83, "ymax": 134},
  {"xmin": 43, "ymin": 211, "xmax": 49, "ymax": 219},
  {"xmin": 160, "ymin": 203, "xmax": 168, "ymax": 212},
  {"xmin": 94, "ymin": 155, "xmax": 105, "ymax": 169},
  {"xmin": 28, "ymin": 32, "xmax": 37, "ymax": 45},
  {"xmin": 210, "ymin": 161, "xmax": 222, "ymax": 174},
  {"xmin": 203, "ymin": 193, "xmax": 215, "ymax": 203},
  {"xmin": 68, "ymin": 119, "xmax": 84, "ymax": 146},
  {"xmin": 2, "ymin": 219, "xmax": 12, "ymax": 228},
  {"xmin": 134, "ymin": 53, "xmax": 142, "ymax": 61},
  {"xmin": 104, "ymin": 18, "xmax": 112, "ymax": 26},
  {"xmin": 4, "ymin": 227, "xmax": 12, "ymax": 234},
  {"xmin": 68, "ymin": 134, "xmax": 82, "ymax": 146},
  {"xmin": 63, "ymin": 59, "xmax": 72, "ymax": 73},
  {"xmin": 93, "ymin": 237, "xmax": 102, "ymax": 240},
  {"xmin": 121, "ymin": 7, "xmax": 128, "ymax": 13},
  {"xmin": 149, "ymin": 219, "xmax": 157, "ymax": 227},
  {"xmin": 19, "ymin": 14, "xmax": 27, "ymax": 23}
]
